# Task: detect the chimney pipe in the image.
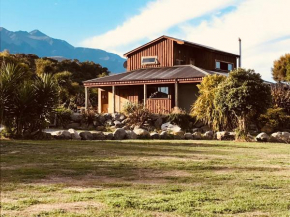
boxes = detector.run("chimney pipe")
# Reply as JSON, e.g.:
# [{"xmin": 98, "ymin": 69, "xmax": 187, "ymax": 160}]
[{"xmin": 239, "ymin": 38, "xmax": 241, "ymax": 68}]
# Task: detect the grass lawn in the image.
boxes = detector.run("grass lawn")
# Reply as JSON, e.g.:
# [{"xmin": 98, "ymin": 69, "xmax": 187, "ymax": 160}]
[{"xmin": 0, "ymin": 140, "xmax": 290, "ymax": 217}]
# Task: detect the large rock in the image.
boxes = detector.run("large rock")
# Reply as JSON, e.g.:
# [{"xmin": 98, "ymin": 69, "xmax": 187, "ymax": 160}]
[
  {"xmin": 193, "ymin": 132, "xmax": 202, "ymax": 140},
  {"xmin": 154, "ymin": 118, "xmax": 163, "ymax": 130},
  {"xmin": 159, "ymin": 131, "xmax": 168, "ymax": 139},
  {"xmin": 270, "ymin": 132, "xmax": 290, "ymax": 143},
  {"xmin": 68, "ymin": 129, "xmax": 81, "ymax": 140},
  {"xmin": 216, "ymin": 131, "xmax": 235, "ymax": 141},
  {"xmin": 104, "ymin": 132, "xmax": 114, "ymax": 140},
  {"xmin": 71, "ymin": 113, "xmax": 82, "ymax": 122},
  {"xmin": 133, "ymin": 128, "xmax": 150, "ymax": 139},
  {"xmin": 255, "ymin": 132, "xmax": 270, "ymax": 142},
  {"xmin": 126, "ymin": 130, "xmax": 137, "ymax": 139},
  {"xmin": 112, "ymin": 113, "xmax": 121, "ymax": 121},
  {"xmin": 161, "ymin": 122, "xmax": 181, "ymax": 132},
  {"xmin": 113, "ymin": 128, "xmax": 126, "ymax": 140},
  {"xmin": 106, "ymin": 119, "xmax": 114, "ymax": 126},
  {"xmin": 92, "ymin": 131, "xmax": 105, "ymax": 140},
  {"xmin": 192, "ymin": 128, "xmax": 199, "ymax": 133},
  {"xmin": 97, "ymin": 115, "xmax": 106, "ymax": 124},
  {"xmin": 119, "ymin": 114, "xmax": 126, "ymax": 121},
  {"xmin": 103, "ymin": 113, "xmax": 112, "ymax": 120},
  {"xmin": 114, "ymin": 120, "xmax": 122, "ymax": 128},
  {"xmin": 150, "ymin": 132, "xmax": 160, "ymax": 139},
  {"xmin": 184, "ymin": 133, "xmax": 193, "ymax": 140},
  {"xmin": 79, "ymin": 131, "xmax": 93, "ymax": 140},
  {"xmin": 203, "ymin": 131, "xmax": 214, "ymax": 140},
  {"xmin": 51, "ymin": 130, "xmax": 71, "ymax": 140}
]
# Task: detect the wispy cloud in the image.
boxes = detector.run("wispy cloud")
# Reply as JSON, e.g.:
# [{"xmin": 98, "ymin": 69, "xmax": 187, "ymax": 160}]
[
  {"xmin": 81, "ymin": 0, "xmax": 235, "ymax": 54},
  {"xmin": 179, "ymin": 0, "xmax": 290, "ymax": 81}
]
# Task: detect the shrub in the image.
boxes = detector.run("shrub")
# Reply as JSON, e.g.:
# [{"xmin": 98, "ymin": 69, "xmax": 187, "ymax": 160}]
[
  {"xmin": 81, "ymin": 109, "xmax": 97, "ymax": 126},
  {"xmin": 167, "ymin": 110, "xmax": 194, "ymax": 130},
  {"xmin": 122, "ymin": 102, "xmax": 150, "ymax": 128},
  {"xmin": 191, "ymin": 74, "xmax": 230, "ymax": 131},
  {"xmin": 215, "ymin": 68, "xmax": 272, "ymax": 139},
  {"xmin": 54, "ymin": 107, "xmax": 72, "ymax": 128},
  {"xmin": 272, "ymin": 53, "xmax": 290, "ymax": 82},
  {"xmin": 259, "ymin": 107, "xmax": 290, "ymax": 132},
  {"xmin": 271, "ymin": 83, "xmax": 290, "ymax": 115}
]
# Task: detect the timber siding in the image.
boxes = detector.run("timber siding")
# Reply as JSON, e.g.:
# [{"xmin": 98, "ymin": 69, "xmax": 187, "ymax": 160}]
[{"xmin": 127, "ymin": 38, "xmax": 174, "ymax": 71}]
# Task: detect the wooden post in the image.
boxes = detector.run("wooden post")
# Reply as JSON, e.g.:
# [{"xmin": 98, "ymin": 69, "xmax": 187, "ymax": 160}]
[
  {"xmin": 85, "ymin": 86, "xmax": 89, "ymax": 111},
  {"xmin": 112, "ymin": 86, "xmax": 115, "ymax": 113},
  {"xmin": 98, "ymin": 88, "xmax": 101, "ymax": 113},
  {"xmin": 175, "ymin": 80, "xmax": 179, "ymax": 108},
  {"xmin": 144, "ymin": 84, "xmax": 147, "ymax": 107}
]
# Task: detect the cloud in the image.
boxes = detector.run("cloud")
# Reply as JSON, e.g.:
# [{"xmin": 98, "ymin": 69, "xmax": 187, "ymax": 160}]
[
  {"xmin": 81, "ymin": 0, "xmax": 235, "ymax": 54},
  {"xmin": 179, "ymin": 0, "xmax": 290, "ymax": 81}
]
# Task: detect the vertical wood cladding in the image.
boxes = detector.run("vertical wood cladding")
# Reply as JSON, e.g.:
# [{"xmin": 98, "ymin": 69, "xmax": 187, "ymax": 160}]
[{"xmin": 127, "ymin": 38, "xmax": 174, "ymax": 71}]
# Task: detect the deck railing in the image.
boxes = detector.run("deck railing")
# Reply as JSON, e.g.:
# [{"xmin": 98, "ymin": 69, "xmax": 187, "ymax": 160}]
[{"xmin": 146, "ymin": 98, "xmax": 171, "ymax": 114}]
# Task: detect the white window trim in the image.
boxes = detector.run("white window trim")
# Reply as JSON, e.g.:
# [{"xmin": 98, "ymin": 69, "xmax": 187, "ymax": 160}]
[
  {"xmin": 215, "ymin": 60, "xmax": 234, "ymax": 71},
  {"xmin": 141, "ymin": 56, "xmax": 158, "ymax": 65}
]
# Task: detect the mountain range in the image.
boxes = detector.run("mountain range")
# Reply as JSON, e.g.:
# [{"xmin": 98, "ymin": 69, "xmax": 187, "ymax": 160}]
[{"xmin": 0, "ymin": 27, "xmax": 126, "ymax": 73}]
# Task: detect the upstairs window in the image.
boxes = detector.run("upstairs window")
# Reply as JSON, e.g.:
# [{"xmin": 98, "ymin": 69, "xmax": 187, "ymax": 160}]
[
  {"xmin": 141, "ymin": 56, "xmax": 158, "ymax": 65},
  {"xmin": 215, "ymin": 60, "xmax": 233, "ymax": 71}
]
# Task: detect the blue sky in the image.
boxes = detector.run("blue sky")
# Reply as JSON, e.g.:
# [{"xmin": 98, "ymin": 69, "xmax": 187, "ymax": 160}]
[{"xmin": 1, "ymin": 0, "xmax": 289, "ymax": 81}]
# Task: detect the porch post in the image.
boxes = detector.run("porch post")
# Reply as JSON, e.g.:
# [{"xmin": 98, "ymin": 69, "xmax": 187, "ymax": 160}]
[
  {"xmin": 98, "ymin": 88, "xmax": 101, "ymax": 113},
  {"xmin": 85, "ymin": 86, "xmax": 89, "ymax": 111},
  {"xmin": 112, "ymin": 85, "xmax": 115, "ymax": 113},
  {"xmin": 144, "ymin": 84, "xmax": 147, "ymax": 107},
  {"xmin": 175, "ymin": 80, "xmax": 179, "ymax": 108}
]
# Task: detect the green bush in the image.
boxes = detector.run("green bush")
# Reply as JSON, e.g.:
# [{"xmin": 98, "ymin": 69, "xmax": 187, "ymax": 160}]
[
  {"xmin": 122, "ymin": 102, "xmax": 150, "ymax": 127},
  {"xmin": 259, "ymin": 107, "xmax": 290, "ymax": 132},
  {"xmin": 167, "ymin": 111, "xmax": 194, "ymax": 131},
  {"xmin": 54, "ymin": 107, "xmax": 72, "ymax": 128},
  {"xmin": 271, "ymin": 83, "xmax": 290, "ymax": 115},
  {"xmin": 81, "ymin": 109, "xmax": 97, "ymax": 126}
]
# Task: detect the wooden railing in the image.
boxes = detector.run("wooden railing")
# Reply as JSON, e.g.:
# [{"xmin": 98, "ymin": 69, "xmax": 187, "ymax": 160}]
[{"xmin": 146, "ymin": 98, "xmax": 172, "ymax": 114}]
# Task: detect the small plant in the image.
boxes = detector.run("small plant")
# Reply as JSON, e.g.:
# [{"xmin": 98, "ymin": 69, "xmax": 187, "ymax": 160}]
[
  {"xmin": 54, "ymin": 106, "xmax": 72, "ymax": 128},
  {"xmin": 122, "ymin": 102, "xmax": 150, "ymax": 128},
  {"xmin": 259, "ymin": 107, "xmax": 290, "ymax": 132}
]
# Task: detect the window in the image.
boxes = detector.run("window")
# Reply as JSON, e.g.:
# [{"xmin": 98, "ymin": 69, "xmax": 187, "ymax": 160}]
[
  {"xmin": 148, "ymin": 86, "xmax": 169, "ymax": 99},
  {"xmin": 215, "ymin": 60, "xmax": 233, "ymax": 71},
  {"xmin": 141, "ymin": 56, "xmax": 158, "ymax": 65}
]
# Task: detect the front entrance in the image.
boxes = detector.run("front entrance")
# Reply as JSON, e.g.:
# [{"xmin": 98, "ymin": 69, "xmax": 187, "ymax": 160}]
[{"xmin": 101, "ymin": 90, "xmax": 108, "ymax": 113}]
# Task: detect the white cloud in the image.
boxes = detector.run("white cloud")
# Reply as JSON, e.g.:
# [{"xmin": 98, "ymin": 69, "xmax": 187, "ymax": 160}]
[
  {"xmin": 81, "ymin": 0, "xmax": 235, "ymax": 54},
  {"xmin": 180, "ymin": 0, "xmax": 290, "ymax": 81}
]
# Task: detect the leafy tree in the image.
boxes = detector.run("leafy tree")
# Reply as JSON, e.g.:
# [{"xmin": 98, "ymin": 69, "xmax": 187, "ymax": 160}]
[
  {"xmin": 215, "ymin": 68, "xmax": 272, "ymax": 138},
  {"xmin": 191, "ymin": 74, "xmax": 232, "ymax": 131},
  {"xmin": 272, "ymin": 53, "xmax": 290, "ymax": 83},
  {"xmin": 271, "ymin": 83, "xmax": 290, "ymax": 115}
]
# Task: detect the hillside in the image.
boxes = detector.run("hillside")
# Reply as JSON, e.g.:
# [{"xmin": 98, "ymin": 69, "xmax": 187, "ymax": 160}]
[{"xmin": 0, "ymin": 27, "xmax": 126, "ymax": 73}]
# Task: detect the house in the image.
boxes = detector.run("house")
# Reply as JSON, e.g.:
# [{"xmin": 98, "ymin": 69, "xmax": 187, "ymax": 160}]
[{"xmin": 83, "ymin": 36, "xmax": 240, "ymax": 114}]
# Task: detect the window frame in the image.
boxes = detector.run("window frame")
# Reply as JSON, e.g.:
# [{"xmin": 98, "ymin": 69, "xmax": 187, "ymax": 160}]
[
  {"xmin": 215, "ymin": 60, "xmax": 234, "ymax": 72},
  {"xmin": 141, "ymin": 56, "xmax": 158, "ymax": 65}
]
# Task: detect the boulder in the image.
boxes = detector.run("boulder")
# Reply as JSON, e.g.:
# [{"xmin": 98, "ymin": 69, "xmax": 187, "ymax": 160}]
[
  {"xmin": 270, "ymin": 132, "xmax": 290, "ymax": 143},
  {"xmin": 200, "ymin": 126, "xmax": 211, "ymax": 133},
  {"xmin": 203, "ymin": 131, "xmax": 214, "ymax": 139},
  {"xmin": 150, "ymin": 132, "xmax": 160, "ymax": 139},
  {"xmin": 71, "ymin": 113, "xmax": 82, "ymax": 122},
  {"xmin": 159, "ymin": 131, "xmax": 168, "ymax": 139},
  {"xmin": 133, "ymin": 128, "xmax": 150, "ymax": 139},
  {"xmin": 106, "ymin": 119, "xmax": 114, "ymax": 126},
  {"xmin": 97, "ymin": 115, "xmax": 106, "ymax": 124},
  {"xmin": 154, "ymin": 118, "xmax": 163, "ymax": 130},
  {"xmin": 68, "ymin": 129, "xmax": 81, "ymax": 140},
  {"xmin": 79, "ymin": 131, "xmax": 93, "ymax": 140},
  {"xmin": 112, "ymin": 113, "xmax": 121, "ymax": 121},
  {"xmin": 255, "ymin": 132, "xmax": 270, "ymax": 142},
  {"xmin": 104, "ymin": 132, "xmax": 114, "ymax": 140},
  {"xmin": 161, "ymin": 122, "xmax": 181, "ymax": 132},
  {"xmin": 92, "ymin": 131, "xmax": 105, "ymax": 140},
  {"xmin": 192, "ymin": 128, "xmax": 199, "ymax": 133},
  {"xmin": 51, "ymin": 130, "xmax": 71, "ymax": 140},
  {"xmin": 114, "ymin": 120, "xmax": 122, "ymax": 128},
  {"xmin": 113, "ymin": 128, "xmax": 126, "ymax": 140},
  {"xmin": 216, "ymin": 131, "xmax": 235, "ymax": 140},
  {"xmin": 184, "ymin": 132, "xmax": 193, "ymax": 140},
  {"xmin": 119, "ymin": 114, "xmax": 126, "ymax": 121},
  {"xmin": 125, "ymin": 130, "xmax": 137, "ymax": 139},
  {"xmin": 96, "ymin": 126, "xmax": 105, "ymax": 131},
  {"xmin": 103, "ymin": 113, "xmax": 112, "ymax": 120},
  {"xmin": 193, "ymin": 132, "xmax": 202, "ymax": 140}
]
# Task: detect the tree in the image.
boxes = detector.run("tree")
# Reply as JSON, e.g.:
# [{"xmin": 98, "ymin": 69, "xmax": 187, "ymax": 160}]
[
  {"xmin": 191, "ymin": 74, "xmax": 230, "ymax": 131},
  {"xmin": 271, "ymin": 83, "xmax": 290, "ymax": 115},
  {"xmin": 272, "ymin": 53, "xmax": 290, "ymax": 83},
  {"xmin": 215, "ymin": 68, "xmax": 272, "ymax": 138}
]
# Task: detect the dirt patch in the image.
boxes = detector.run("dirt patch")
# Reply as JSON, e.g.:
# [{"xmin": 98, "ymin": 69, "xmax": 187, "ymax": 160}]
[{"xmin": 1, "ymin": 201, "xmax": 104, "ymax": 217}]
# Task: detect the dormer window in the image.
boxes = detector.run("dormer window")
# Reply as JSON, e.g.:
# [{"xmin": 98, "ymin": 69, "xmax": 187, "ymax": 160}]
[
  {"xmin": 141, "ymin": 56, "xmax": 158, "ymax": 65},
  {"xmin": 215, "ymin": 60, "xmax": 233, "ymax": 71}
]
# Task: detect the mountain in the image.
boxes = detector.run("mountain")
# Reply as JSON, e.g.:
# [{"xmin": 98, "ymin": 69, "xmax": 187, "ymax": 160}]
[{"xmin": 0, "ymin": 27, "xmax": 126, "ymax": 73}]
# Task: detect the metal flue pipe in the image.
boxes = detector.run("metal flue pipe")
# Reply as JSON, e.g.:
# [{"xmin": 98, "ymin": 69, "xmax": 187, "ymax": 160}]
[{"xmin": 239, "ymin": 38, "xmax": 242, "ymax": 68}]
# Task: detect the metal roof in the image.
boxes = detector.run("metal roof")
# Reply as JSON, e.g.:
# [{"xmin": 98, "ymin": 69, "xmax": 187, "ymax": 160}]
[
  {"xmin": 83, "ymin": 65, "xmax": 222, "ymax": 84},
  {"xmin": 124, "ymin": 35, "xmax": 240, "ymax": 57}
]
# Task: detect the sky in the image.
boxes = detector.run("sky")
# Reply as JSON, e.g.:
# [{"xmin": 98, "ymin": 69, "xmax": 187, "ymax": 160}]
[{"xmin": 1, "ymin": 0, "xmax": 290, "ymax": 81}]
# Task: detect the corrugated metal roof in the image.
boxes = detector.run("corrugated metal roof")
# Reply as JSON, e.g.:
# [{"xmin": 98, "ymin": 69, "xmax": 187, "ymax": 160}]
[{"xmin": 83, "ymin": 65, "xmax": 219, "ymax": 84}]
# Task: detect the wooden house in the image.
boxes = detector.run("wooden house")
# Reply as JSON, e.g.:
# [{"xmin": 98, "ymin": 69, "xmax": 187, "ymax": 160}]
[{"xmin": 83, "ymin": 36, "xmax": 240, "ymax": 114}]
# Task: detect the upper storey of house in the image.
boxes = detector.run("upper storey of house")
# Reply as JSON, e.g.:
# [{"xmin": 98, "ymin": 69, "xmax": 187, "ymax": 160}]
[{"xmin": 123, "ymin": 35, "xmax": 240, "ymax": 72}]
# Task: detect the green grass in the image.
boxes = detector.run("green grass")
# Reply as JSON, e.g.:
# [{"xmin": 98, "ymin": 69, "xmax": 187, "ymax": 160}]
[{"xmin": 0, "ymin": 140, "xmax": 290, "ymax": 217}]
